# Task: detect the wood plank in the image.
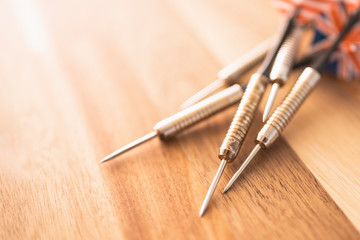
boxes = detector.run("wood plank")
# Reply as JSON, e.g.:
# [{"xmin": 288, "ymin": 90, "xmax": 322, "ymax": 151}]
[{"xmin": 0, "ymin": 0, "xmax": 359, "ymax": 239}]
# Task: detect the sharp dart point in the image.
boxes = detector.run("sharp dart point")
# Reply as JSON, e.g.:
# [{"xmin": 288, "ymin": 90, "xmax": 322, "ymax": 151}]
[
  {"xmin": 263, "ymin": 83, "xmax": 280, "ymax": 122},
  {"xmin": 99, "ymin": 155, "xmax": 114, "ymax": 163},
  {"xmin": 199, "ymin": 159, "xmax": 227, "ymax": 216},
  {"xmin": 99, "ymin": 131, "xmax": 158, "ymax": 163},
  {"xmin": 223, "ymin": 144, "xmax": 262, "ymax": 193}
]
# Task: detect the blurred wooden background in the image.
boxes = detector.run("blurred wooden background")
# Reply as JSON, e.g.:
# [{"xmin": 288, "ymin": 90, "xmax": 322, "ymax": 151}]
[{"xmin": 0, "ymin": 0, "xmax": 359, "ymax": 239}]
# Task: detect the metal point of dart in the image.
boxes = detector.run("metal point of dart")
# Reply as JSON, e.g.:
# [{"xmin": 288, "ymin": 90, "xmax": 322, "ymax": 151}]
[
  {"xmin": 263, "ymin": 83, "xmax": 280, "ymax": 122},
  {"xmin": 100, "ymin": 131, "xmax": 158, "ymax": 163},
  {"xmin": 199, "ymin": 159, "xmax": 227, "ymax": 216},
  {"xmin": 223, "ymin": 144, "xmax": 262, "ymax": 193}
]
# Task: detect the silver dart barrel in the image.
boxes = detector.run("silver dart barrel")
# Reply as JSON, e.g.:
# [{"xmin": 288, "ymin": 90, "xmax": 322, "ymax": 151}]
[
  {"xmin": 180, "ymin": 37, "xmax": 272, "ymax": 109},
  {"xmin": 154, "ymin": 84, "xmax": 243, "ymax": 139},
  {"xmin": 259, "ymin": 67, "xmax": 321, "ymax": 147},
  {"xmin": 100, "ymin": 84, "xmax": 244, "ymax": 163},
  {"xmin": 218, "ymin": 73, "xmax": 268, "ymax": 161}
]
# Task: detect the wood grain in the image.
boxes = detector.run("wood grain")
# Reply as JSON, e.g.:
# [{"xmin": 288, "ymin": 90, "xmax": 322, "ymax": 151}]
[{"xmin": 0, "ymin": 0, "xmax": 359, "ymax": 239}]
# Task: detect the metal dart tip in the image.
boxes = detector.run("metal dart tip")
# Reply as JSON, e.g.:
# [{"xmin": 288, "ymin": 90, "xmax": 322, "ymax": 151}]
[
  {"xmin": 99, "ymin": 155, "xmax": 114, "ymax": 164},
  {"xmin": 99, "ymin": 131, "xmax": 158, "ymax": 163},
  {"xmin": 263, "ymin": 83, "xmax": 280, "ymax": 122},
  {"xmin": 223, "ymin": 144, "xmax": 262, "ymax": 193},
  {"xmin": 199, "ymin": 159, "xmax": 227, "ymax": 216}
]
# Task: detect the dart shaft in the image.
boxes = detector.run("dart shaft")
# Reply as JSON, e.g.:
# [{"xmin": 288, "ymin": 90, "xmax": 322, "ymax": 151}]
[
  {"xmin": 154, "ymin": 84, "xmax": 244, "ymax": 139},
  {"xmin": 257, "ymin": 67, "xmax": 321, "ymax": 148}
]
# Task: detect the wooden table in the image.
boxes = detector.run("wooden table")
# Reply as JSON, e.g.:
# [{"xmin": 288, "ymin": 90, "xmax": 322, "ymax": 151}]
[{"xmin": 1, "ymin": 0, "xmax": 359, "ymax": 239}]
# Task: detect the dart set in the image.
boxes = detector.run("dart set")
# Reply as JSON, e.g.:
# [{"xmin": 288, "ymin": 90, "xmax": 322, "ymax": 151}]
[{"xmin": 101, "ymin": 0, "xmax": 360, "ymax": 216}]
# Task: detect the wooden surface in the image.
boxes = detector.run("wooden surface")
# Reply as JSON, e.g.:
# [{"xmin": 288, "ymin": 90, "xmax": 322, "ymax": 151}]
[{"xmin": 1, "ymin": 0, "xmax": 359, "ymax": 239}]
